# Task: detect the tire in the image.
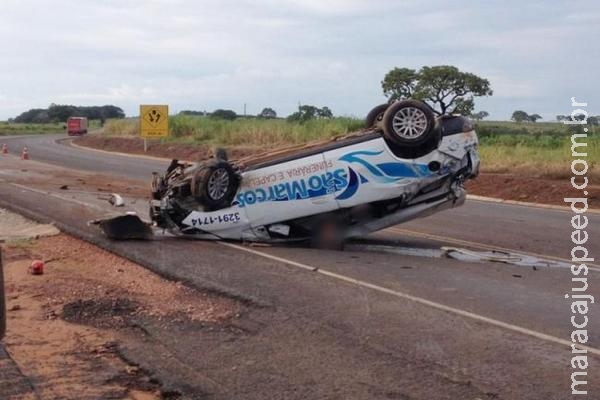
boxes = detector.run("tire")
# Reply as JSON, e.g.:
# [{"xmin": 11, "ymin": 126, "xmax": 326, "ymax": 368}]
[
  {"xmin": 382, "ymin": 100, "xmax": 436, "ymax": 147},
  {"xmin": 191, "ymin": 160, "xmax": 239, "ymax": 211},
  {"xmin": 365, "ymin": 103, "xmax": 389, "ymax": 130},
  {"xmin": 384, "ymin": 128, "xmax": 442, "ymax": 159}
]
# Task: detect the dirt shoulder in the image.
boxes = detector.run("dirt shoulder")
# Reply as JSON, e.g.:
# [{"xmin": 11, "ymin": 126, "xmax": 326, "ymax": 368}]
[
  {"xmin": 74, "ymin": 135, "xmax": 598, "ymax": 208},
  {"xmin": 2, "ymin": 219, "xmax": 239, "ymax": 399}
]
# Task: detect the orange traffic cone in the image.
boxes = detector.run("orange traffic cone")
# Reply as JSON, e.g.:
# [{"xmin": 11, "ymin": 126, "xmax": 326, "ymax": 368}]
[
  {"xmin": 21, "ymin": 146, "xmax": 29, "ymax": 160},
  {"xmin": 1, "ymin": 143, "xmax": 7, "ymax": 154}
]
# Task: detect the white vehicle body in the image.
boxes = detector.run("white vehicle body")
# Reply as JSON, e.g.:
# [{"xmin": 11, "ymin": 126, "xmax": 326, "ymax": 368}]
[
  {"xmin": 96, "ymin": 102, "xmax": 480, "ymax": 246},
  {"xmin": 150, "ymin": 124, "xmax": 479, "ymax": 242}
]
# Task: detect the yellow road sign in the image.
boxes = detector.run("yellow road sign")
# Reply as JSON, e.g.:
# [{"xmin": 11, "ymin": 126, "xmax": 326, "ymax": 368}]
[{"xmin": 140, "ymin": 105, "xmax": 169, "ymax": 137}]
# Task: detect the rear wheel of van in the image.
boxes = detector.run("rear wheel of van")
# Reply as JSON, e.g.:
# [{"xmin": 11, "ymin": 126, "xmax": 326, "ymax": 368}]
[
  {"xmin": 382, "ymin": 100, "xmax": 436, "ymax": 147},
  {"xmin": 365, "ymin": 103, "xmax": 389, "ymax": 130},
  {"xmin": 191, "ymin": 160, "xmax": 239, "ymax": 211}
]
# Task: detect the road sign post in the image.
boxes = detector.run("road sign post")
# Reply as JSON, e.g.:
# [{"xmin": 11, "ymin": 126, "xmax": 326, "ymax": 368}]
[{"xmin": 140, "ymin": 105, "xmax": 169, "ymax": 152}]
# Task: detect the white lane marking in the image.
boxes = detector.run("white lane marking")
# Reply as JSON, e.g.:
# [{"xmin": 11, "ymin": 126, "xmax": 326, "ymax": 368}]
[
  {"xmin": 389, "ymin": 227, "xmax": 600, "ymax": 273},
  {"xmin": 7, "ymin": 182, "xmax": 108, "ymax": 212},
  {"xmin": 219, "ymin": 241, "xmax": 600, "ymax": 357},
  {"xmin": 467, "ymin": 196, "xmax": 600, "ymax": 215}
]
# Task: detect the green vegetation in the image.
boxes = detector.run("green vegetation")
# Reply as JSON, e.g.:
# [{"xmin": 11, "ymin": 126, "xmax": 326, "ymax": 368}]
[
  {"xmin": 0, "ymin": 120, "xmax": 102, "ymax": 135},
  {"xmin": 13, "ymin": 104, "xmax": 125, "ymax": 124},
  {"xmin": 104, "ymin": 115, "xmax": 364, "ymax": 146},
  {"xmin": 381, "ymin": 65, "xmax": 492, "ymax": 115},
  {"xmin": 101, "ymin": 116, "xmax": 598, "ymax": 180}
]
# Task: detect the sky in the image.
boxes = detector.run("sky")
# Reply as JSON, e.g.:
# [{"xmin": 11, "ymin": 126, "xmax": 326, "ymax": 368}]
[{"xmin": 0, "ymin": 0, "xmax": 598, "ymax": 121}]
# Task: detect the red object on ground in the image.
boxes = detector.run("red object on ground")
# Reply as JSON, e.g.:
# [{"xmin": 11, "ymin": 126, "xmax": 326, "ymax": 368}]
[
  {"xmin": 67, "ymin": 117, "xmax": 88, "ymax": 136},
  {"xmin": 29, "ymin": 260, "xmax": 44, "ymax": 275},
  {"xmin": 21, "ymin": 146, "xmax": 29, "ymax": 160},
  {"xmin": 1, "ymin": 144, "xmax": 7, "ymax": 154}
]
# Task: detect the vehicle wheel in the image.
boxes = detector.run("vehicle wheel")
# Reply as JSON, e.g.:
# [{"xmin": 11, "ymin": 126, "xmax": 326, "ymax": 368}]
[
  {"xmin": 382, "ymin": 100, "xmax": 436, "ymax": 147},
  {"xmin": 191, "ymin": 160, "xmax": 239, "ymax": 211},
  {"xmin": 365, "ymin": 103, "xmax": 389, "ymax": 130},
  {"xmin": 384, "ymin": 128, "xmax": 442, "ymax": 159}
]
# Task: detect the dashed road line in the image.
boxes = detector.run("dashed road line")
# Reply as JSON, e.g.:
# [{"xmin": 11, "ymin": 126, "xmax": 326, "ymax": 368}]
[{"xmin": 220, "ymin": 241, "xmax": 600, "ymax": 356}]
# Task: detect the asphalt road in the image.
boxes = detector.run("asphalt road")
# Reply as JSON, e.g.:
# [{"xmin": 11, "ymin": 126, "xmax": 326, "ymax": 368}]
[{"xmin": 1, "ymin": 134, "xmax": 598, "ymax": 399}]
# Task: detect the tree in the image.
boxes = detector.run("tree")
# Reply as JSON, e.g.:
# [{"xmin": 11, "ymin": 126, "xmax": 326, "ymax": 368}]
[
  {"xmin": 381, "ymin": 67, "xmax": 419, "ymax": 100},
  {"xmin": 511, "ymin": 110, "xmax": 529, "ymax": 123},
  {"xmin": 528, "ymin": 113, "xmax": 542, "ymax": 122},
  {"xmin": 14, "ymin": 104, "xmax": 125, "ymax": 123},
  {"xmin": 287, "ymin": 105, "xmax": 333, "ymax": 122},
  {"xmin": 556, "ymin": 115, "xmax": 567, "ymax": 122},
  {"xmin": 381, "ymin": 65, "xmax": 492, "ymax": 115},
  {"xmin": 211, "ymin": 109, "xmax": 237, "ymax": 120},
  {"xmin": 258, "ymin": 108, "xmax": 277, "ymax": 119},
  {"xmin": 471, "ymin": 111, "xmax": 489, "ymax": 120},
  {"xmin": 179, "ymin": 110, "xmax": 206, "ymax": 116},
  {"xmin": 317, "ymin": 106, "xmax": 333, "ymax": 119}
]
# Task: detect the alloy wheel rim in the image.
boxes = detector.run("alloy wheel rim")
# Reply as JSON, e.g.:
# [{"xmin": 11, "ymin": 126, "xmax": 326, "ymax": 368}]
[
  {"xmin": 207, "ymin": 168, "xmax": 230, "ymax": 200},
  {"xmin": 392, "ymin": 107, "xmax": 428, "ymax": 139}
]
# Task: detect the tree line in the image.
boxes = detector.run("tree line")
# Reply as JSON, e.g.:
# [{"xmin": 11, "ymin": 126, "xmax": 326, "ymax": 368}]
[{"xmin": 13, "ymin": 104, "xmax": 125, "ymax": 123}]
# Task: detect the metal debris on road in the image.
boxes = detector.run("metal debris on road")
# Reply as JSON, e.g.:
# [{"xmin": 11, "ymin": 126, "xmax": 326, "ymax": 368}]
[
  {"xmin": 108, "ymin": 193, "xmax": 125, "ymax": 207},
  {"xmin": 441, "ymin": 247, "xmax": 570, "ymax": 269}
]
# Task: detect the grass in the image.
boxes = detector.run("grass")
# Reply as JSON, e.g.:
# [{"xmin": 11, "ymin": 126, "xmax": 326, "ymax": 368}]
[
  {"xmin": 0, "ymin": 120, "xmax": 102, "ymax": 136},
  {"xmin": 104, "ymin": 115, "xmax": 365, "ymax": 147},
  {"xmin": 101, "ymin": 116, "xmax": 598, "ymax": 180}
]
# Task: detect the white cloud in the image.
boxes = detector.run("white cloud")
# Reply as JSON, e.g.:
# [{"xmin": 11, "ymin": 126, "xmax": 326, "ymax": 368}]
[{"xmin": 0, "ymin": 0, "xmax": 598, "ymax": 120}]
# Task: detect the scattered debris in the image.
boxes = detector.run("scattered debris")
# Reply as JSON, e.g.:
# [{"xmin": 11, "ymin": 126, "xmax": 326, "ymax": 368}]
[
  {"xmin": 29, "ymin": 259, "xmax": 44, "ymax": 275},
  {"xmin": 109, "ymin": 193, "xmax": 125, "ymax": 207},
  {"xmin": 90, "ymin": 214, "xmax": 154, "ymax": 240},
  {"xmin": 441, "ymin": 247, "xmax": 570, "ymax": 269}
]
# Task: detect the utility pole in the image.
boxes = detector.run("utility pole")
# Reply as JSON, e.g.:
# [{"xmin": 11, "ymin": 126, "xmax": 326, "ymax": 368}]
[{"xmin": 244, "ymin": 103, "xmax": 247, "ymax": 117}]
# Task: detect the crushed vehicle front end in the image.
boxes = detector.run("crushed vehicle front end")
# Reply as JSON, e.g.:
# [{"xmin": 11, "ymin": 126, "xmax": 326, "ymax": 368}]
[{"xmin": 97, "ymin": 100, "xmax": 479, "ymax": 248}]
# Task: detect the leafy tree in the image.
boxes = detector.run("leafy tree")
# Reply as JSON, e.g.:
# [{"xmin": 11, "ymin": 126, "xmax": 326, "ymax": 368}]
[
  {"xmin": 317, "ymin": 106, "xmax": 333, "ymax": 119},
  {"xmin": 14, "ymin": 108, "xmax": 50, "ymax": 123},
  {"xmin": 556, "ymin": 115, "xmax": 567, "ymax": 122},
  {"xmin": 14, "ymin": 104, "xmax": 125, "ymax": 123},
  {"xmin": 471, "ymin": 110, "xmax": 489, "ymax": 120},
  {"xmin": 588, "ymin": 116, "xmax": 599, "ymax": 126},
  {"xmin": 179, "ymin": 110, "xmax": 206, "ymax": 116},
  {"xmin": 511, "ymin": 110, "xmax": 529, "ymax": 123},
  {"xmin": 528, "ymin": 113, "xmax": 542, "ymax": 122},
  {"xmin": 381, "ymin": 65, "xmax": 492, "ymax": 115},
  {"xmin": 258, "ymin": 108, "xmax": 277, "ymax": 119},
  {"xmin": 381, "ymin": 67, "xmax": 419, "ymax": 100},
  {"xmin": 287, "ymin": 105, "xmax": 333, "ymax": 122},
  {"xmin": 211, "ymin": 109, "xmax": 237, "ymax": 120}
]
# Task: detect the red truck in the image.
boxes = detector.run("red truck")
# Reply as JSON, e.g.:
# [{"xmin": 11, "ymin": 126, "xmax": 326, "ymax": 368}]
[{"xmin": 67, "ymin": 117, "xmax": 88, "ymax": 135}]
